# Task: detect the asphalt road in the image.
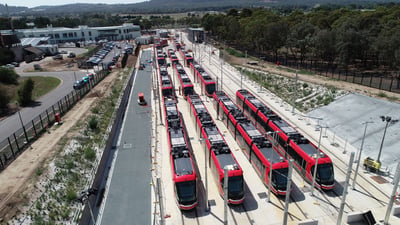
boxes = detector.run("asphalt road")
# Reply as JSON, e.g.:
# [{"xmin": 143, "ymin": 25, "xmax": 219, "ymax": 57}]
[
  {"xmin": 0, "ymin": 70, "xmax": 88, "ymax": 142},
  {"xmin": 0, "ymin": 44, "xmax": 124, "ymax": 143}
]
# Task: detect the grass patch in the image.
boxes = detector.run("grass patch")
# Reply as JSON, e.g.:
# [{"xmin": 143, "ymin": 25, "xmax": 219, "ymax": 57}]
[
  {"xmin": 7, "ymin": 76, "xmax": 61, "ymax": 103},
  {"xmin": 377, "ymin": 92, "xmax": 388, "ymax": 98},
  {"xmin": 226, "ymin": 47, "xmax": 245, "ymax": 58}
]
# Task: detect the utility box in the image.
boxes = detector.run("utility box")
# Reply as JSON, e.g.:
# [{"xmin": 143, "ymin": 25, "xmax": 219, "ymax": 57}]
[
  {"xmin": 363, "ymin": 157, "xmax": 381, "ymax": 171},
  {"xmin": 55, "ymin": 113, "xmax": 61, "ymax": 123}
]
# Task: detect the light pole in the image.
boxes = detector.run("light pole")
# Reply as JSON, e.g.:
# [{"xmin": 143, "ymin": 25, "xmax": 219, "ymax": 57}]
[
  {"xmin": 199, "ymin": 137, "xmax": 210, "ymax": 212},
  {"xmin": 311, "ymin": 125, "xmax": 326, "ymax": 196},
  {"xmin": 267, "ymin": 130, "xmax": 280, "ymax": 202},
  {"xmin": 223, "ymin": 166, "xmax": 228, "ymax": 225},
  {"xmin": 15, "ymin": 102, "xmax": 28, "ymax": 143},
  {"xmin": 353, "ymin": 121, "xmax": 373, "ymax": 190},
  {"xmin": 377, "ymin": 116, "xmax": 398, "ymax": 163},
  {"xmin": 292, "ymin": 70, "xmax": 298, "ymax": 114}
]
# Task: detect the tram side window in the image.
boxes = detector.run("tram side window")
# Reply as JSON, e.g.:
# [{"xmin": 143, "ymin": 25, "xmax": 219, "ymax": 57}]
[
  {"xmin": 250, "ymin": 150, "xmax": 263, "ymax": 176},
  {"xmin": 210, "ymin": 157, "xmax": 218, "ymax": 180},
  {"xmin": 236, "ymin": 132, "xmax": 246, "ymax": 150},
  {"xmin": 261, "ymin": 120, "xmax": 274, "ymax": 133},
  {"xmin": 243, "ymin": 103, "xmax": 249, "ymax": 113},
  {"xmin": 237, "ymin": 97, "xmax": 243, "ymax": 108},
  {"xmin": 228, "ymin": 119, "xmax": 235, "ymax": 133},
  {"xmin": 277, "ymin": 137, "xmax": 287, "ymax": 148},
  {"xmin": 287, "ymin": 146, "xmax": 306, "ymax": 169}
]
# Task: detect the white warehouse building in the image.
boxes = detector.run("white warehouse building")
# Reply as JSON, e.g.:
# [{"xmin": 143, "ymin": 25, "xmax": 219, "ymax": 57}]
[{"xmin": 5, "ymin": 23, "xmax": 141, "ymax": 44}]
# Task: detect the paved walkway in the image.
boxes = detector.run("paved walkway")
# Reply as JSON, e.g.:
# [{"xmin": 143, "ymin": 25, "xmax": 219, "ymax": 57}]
[{"xmin": 98, "ymin": 49, "xmax": 153, "ymax": 225}]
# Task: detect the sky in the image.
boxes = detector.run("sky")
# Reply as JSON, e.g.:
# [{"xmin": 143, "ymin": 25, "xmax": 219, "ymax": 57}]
[{"xmin": 4, "ymin": 0, "xmax": 145, "ymax": 8}]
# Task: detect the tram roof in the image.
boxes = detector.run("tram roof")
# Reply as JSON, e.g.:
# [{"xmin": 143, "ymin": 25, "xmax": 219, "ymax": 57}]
[
  {"xmin": 169, "ymin": 128, "xmax": 186, "ymax": 148},
  {"xmin": 203, "ymin": 126, "xmax": 224, "ymax": 144},
  {"xmin": 173, "ymin": 151, "xmax": 194, "ymax": 176},
  {"xmin": 215, "ymin": 149, "xmax": 238, "ymax": 170},
  {"xmin": 239, "ymin": 121, "xmax": 264, "ymax": 138},
  {"xmin": 273, "ymin": 119, "xmax": 298, "ymax": 136},
  {"xmin": 254, "ymin": 139, "xmax": 284, "ymax": 164}
]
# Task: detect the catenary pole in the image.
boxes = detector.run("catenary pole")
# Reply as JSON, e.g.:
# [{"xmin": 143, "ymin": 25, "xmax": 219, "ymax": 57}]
[
  {"xmin": 353, "ymin": 121, "xmax": 373, "ymax": 190},
  {"xmin": 384, "ymin": 162, "xmax": 400, "ymax": 225},
  {"xmin": 283, "ymin": 159, "xmax": 294, "ymax": 225},
  {"xmin": 337, "ymin": 152, "xmax": 355, "ymax": 225}
]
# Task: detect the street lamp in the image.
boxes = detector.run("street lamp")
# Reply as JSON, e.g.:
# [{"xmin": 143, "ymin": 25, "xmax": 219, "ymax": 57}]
[
  {"xmin": 15, "ymin": 102, "xmax": 28, "ymax": 143},
  {"xmin": 199, "ymin": 137, "xmax": 210, "ymax": 212},
  {"xmin": 352, "ymin": 121, "xmax": 373, "ymax": 190},
  {"xmin": 267, "ymin": 130, "xmax": 280, "ymax": 202},
  {"xmin": 376, "ymin": 116, "xmax": 398, "ymax": 163},
  {"xmin": 311, "ymin": 125, "xmax": 328, "ymax": 196}
]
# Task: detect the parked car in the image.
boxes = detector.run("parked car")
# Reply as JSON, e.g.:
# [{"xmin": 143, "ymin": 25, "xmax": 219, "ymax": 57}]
[
  {"xmin": 67, "ymin": 52, "xmax": 76, "ymax": 58},
  {"xmin": 53, "ymin": 54, "xmax": 63, "ymax": 60},
  {"xmin": 34, "ymin": 64, "xmax": 41, "ymax": 70},
  {"xmin": 73, "ymin": 80, "xmax": 86, "ymax": 90},
  {"xmin": 60, "ymin": 50, "xmax": 68, "ymax": 54}
]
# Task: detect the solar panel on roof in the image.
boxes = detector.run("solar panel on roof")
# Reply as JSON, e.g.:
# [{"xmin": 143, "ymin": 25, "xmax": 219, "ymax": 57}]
[
  {"xmin": 171, "ymin": 137, "xmax": 185, "ymax": 146},
  {"xmin": 247, "ymin": 129, "xmax": 262, "ymax": 137},
  {"xmin": 194, "ymin": 104, "xmax": 205, "ymax": 110},
  {"xmin": 208, "ymin": 134, "xmax": 223, "ymax": 142}
]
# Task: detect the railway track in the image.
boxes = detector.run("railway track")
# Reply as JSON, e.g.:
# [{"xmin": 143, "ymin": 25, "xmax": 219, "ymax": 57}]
[
  {"xmin": 229, "ymin": 203, "xmax": 254, "ymax": 225},
  {"xmin": 202, "ymin": 49, "xmax": 391, "ymax": 214},
  {"xmin": 181, "ymin": 209, "xmax": 200, "ymax": 225}
]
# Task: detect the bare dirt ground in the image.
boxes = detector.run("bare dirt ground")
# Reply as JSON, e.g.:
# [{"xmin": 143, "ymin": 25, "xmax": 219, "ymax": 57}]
[
  {"xmin": 226, "ymin": 54, "xmax": 400, "ymax": 103},
  {"xmin": 0, "ymin": 55, "xmax": 137, "ymax": 224}
]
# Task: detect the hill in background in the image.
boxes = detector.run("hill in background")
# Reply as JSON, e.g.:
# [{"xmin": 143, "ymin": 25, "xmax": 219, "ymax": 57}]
[{"xmin": 0, "ymin": 0, "xmax": 398, "ymax": 16}]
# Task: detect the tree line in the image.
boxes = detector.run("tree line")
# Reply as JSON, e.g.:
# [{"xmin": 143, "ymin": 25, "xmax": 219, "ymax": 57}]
[{"xmin": 201, "ymin": 5, "xmax": 400, "ymax": 74}]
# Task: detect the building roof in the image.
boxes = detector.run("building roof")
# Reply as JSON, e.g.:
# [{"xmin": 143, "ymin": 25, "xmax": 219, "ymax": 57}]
[
  {"xmin": 24, "ymin": 46, "xmax": 44, "ymax": 55},
  {"xmin": 21, "ymin": 37, "xmax": 50, "ymax": 46}
]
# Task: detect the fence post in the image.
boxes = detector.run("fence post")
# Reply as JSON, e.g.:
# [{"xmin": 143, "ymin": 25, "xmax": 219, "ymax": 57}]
[
  {"xmin": 32, "ymin": 120, "xmax": 38, "ymax": 138},
  {"xmin": 369, "ymin": 76, "xmax": 373, "ymax": 87},
  {"xmin": 46, "ymin": 109, "xmax": 50, "ymax": 125},
  {"xmin": 8, "ymin": 137, "xmax": 15, "ymax": 159},
  {"xmin": 352, "ymin": 72, "xmax": 355, "ymax": 83},
  {"xmin": 65, "ymin": 96, "xmax": 69, "ymax": 109},
  {"xmin": 0, "ymin": 154, "xmax": 3, "ymax": 169},
  {"xmin": 379, "ymin": 76, "xmax": 383, "ymax": 89},
  {"xmin": 361, "ymin": 73, "xmax": 364, "ymax": 85},
  {"xmin": 52, "ymin": 105, "xmax": 56, "ymax": 118},
  {"xmin": 389, "ymin": 76, "xmax": 394, "ymax": 92},
  {"xmin": 58, "ymin": 101, "xmax": 62, "ymax": 115},
  {"xmin": 13, "ymin": 133, "xmax": 20, "ymax": 153},
  {"xmin": 39, "ymin": 114, "xmax": 44, "ymax": 130}
]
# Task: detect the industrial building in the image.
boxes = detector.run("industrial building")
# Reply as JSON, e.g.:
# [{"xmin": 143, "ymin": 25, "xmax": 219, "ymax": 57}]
[{"xmin": 1, "ymin": 23, "xmax": 141, "ymax": 44}]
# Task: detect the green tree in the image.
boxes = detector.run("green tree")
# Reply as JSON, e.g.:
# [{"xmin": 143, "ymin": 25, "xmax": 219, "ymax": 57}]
[
  {"xmin": 287, "ymin": 21, "xmax": 317, "ymax": 64},
  {"xmin": 0, "ymin": 67, "xmax": 19, "ymax": 85},
  {"xmin": 33, "ymin": 17, "xmax": 51, "ymax": 28},
  {"xmin": 0, "ymin": 48, "xmax": 16, "ymax": 66},
  {"xmin": 0, "ymin": 88, "xmax": 10, "ymax": 111},
  {"xmin": 18, "ymin": 78, "xmax": 35, "ymax": 106}
]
